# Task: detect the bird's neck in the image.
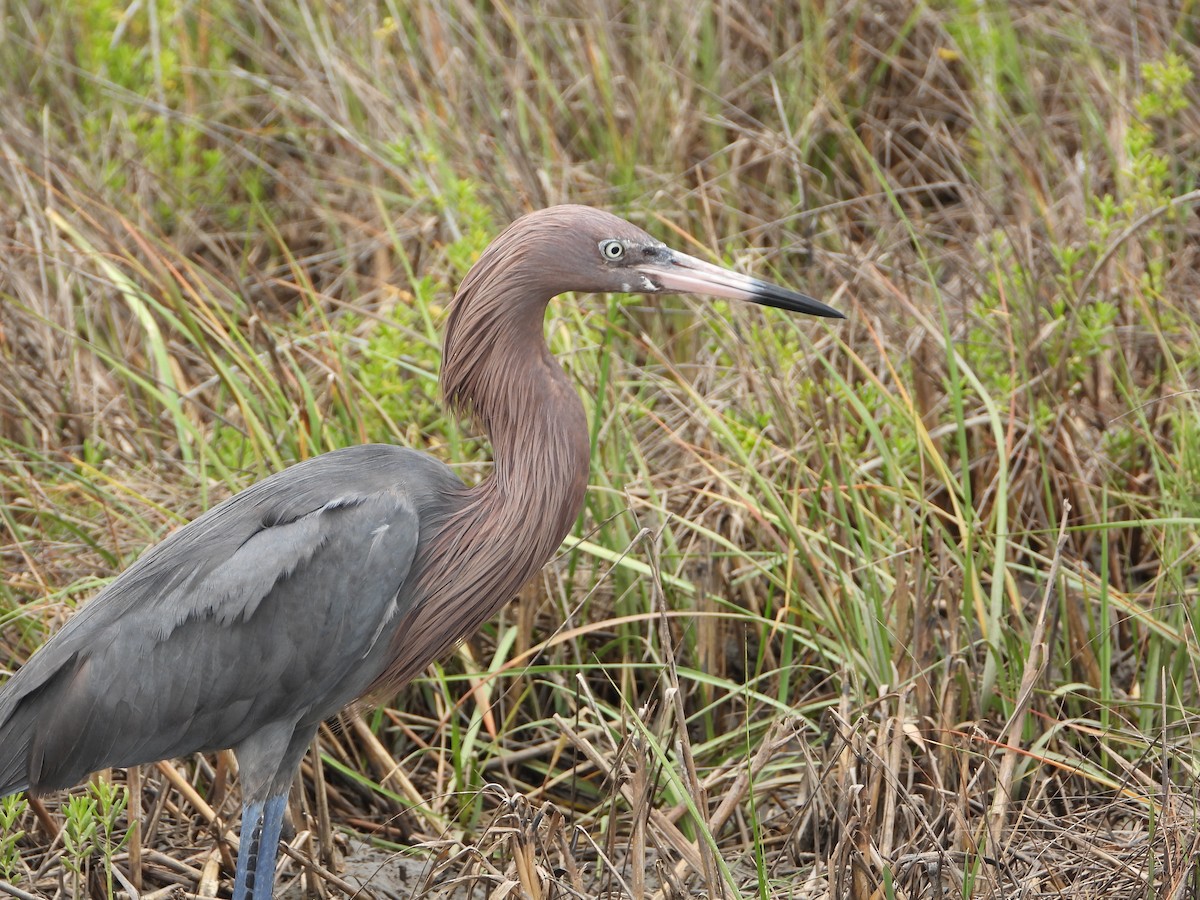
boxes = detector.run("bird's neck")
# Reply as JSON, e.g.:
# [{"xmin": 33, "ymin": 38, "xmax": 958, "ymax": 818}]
[
  {"xmin": 450, "ymin": 335, "xmax": 591, "ymax": 553},
  {"xmin": 371, "ymin": 270, "xmax": 589, "ymax": 693},
  {"xmin": 439, "ymin": 264, "xmax": 591, "ymax": 535}
]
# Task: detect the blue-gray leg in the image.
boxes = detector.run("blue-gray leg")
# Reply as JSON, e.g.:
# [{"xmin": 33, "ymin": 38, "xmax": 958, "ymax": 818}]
[
  {"xmin": 231, "ymin": 793, "xmax": 287, "ymax": 900},
  {"xmin": 231, "ymin": 719, "xmax": 318, "ymax": 899}
]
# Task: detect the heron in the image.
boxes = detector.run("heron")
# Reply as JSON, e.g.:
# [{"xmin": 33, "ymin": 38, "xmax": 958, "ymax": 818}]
[{"xmin": 0, "ymin": 205, "xmax": 842, "ymax": 899}]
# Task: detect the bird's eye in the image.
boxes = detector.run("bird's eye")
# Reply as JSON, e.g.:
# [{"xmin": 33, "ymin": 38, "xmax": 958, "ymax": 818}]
[{"xmin": 599, "ymin": 239, "xmax": 625, "ymax": 261}]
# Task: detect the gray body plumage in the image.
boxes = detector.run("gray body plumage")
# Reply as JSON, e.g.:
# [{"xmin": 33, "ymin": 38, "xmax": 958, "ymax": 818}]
[{"xmin": 0, "ymin": 444, "xmax": 461, "ymax": 801}]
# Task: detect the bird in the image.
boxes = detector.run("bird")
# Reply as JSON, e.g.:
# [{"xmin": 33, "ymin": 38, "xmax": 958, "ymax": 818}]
[{"xmin": 0, "ymin": 205, "xmax": 842, "ymax": 899}]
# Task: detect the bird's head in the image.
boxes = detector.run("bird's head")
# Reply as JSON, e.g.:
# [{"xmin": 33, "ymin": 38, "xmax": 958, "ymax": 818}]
[{"xmin": 476, "ymin": 204, "xmax": 843, "ymax": 318}]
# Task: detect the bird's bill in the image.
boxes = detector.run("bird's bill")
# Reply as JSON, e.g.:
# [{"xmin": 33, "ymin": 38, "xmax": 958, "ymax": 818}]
[{"xmin": 638, "ymin": 250, "xmax": 844, "ymax": 319}]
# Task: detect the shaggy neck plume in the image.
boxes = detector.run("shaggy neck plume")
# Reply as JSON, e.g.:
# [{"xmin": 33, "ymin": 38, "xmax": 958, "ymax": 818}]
[{"xmin": 371, "ymin": 228, "xmax": 590, "ymax": 692}]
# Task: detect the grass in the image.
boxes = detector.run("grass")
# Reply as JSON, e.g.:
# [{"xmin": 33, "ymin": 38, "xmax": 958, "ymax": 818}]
[{"xmin": 1, "ymin": 0, "xmax": 1199, "ymax": 897}]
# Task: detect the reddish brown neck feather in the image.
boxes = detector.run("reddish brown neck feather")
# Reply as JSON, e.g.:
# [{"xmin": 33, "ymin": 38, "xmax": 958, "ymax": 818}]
[{"xmin": 370, "ymin": 216, "xmax": 590, "ymax": 692}]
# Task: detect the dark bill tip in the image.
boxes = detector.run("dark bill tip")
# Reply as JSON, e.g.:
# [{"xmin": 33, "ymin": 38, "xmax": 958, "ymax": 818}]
[{"xmin": 744, "ymin": 279, "xmax": 846, "ymax": 319}]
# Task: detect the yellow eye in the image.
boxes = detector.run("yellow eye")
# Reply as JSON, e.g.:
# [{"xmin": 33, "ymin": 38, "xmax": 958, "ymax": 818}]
[{"xmin": 599, "ymin": 240, "xmax": 625, "ymax": 261}]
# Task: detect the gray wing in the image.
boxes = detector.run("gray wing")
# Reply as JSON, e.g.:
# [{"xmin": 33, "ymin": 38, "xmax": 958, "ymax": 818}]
[{"xmin": 0, "ymin": 444, "xmax": 459, "ymax": 795}]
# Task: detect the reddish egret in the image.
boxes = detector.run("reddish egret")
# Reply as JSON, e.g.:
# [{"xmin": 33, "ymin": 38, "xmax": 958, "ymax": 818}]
[{"xmin": 0, "ymin": 205, "xmax": 841, "ymax": 899}]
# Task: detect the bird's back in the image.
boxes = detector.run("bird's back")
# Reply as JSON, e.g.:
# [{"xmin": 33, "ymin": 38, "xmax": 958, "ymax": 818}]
[{"xmin": 0, "ymin": 444, "xmax": 463, "ymax": 796}]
